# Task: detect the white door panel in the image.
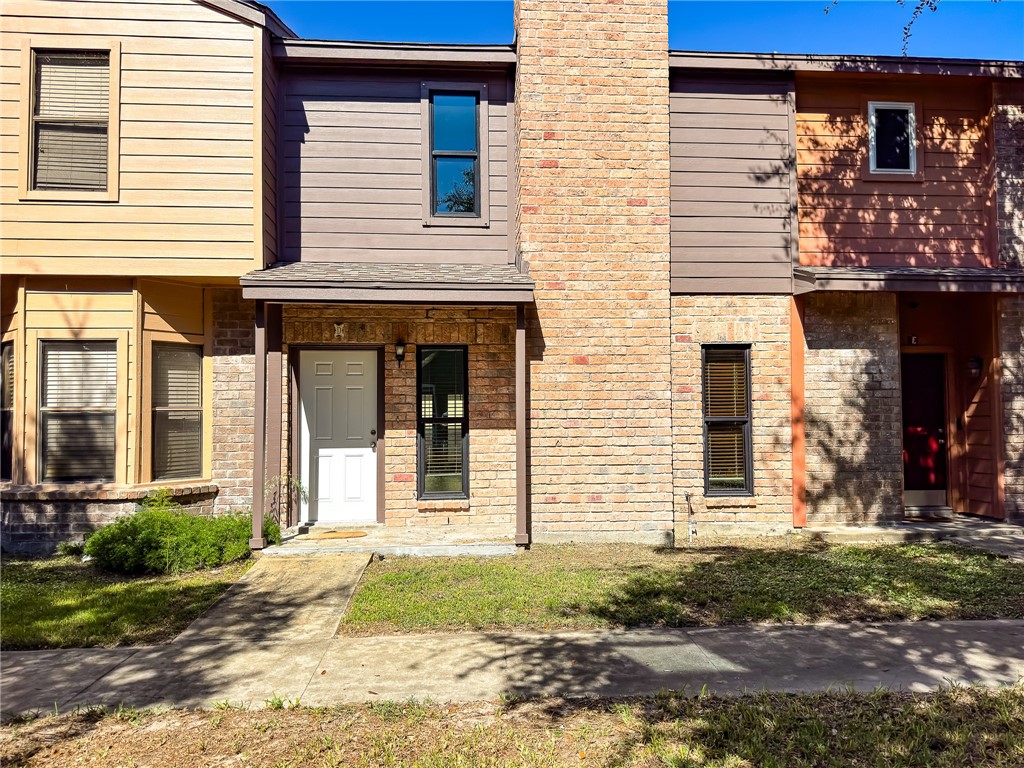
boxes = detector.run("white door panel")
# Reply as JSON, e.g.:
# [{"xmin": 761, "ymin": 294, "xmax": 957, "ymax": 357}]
[{"xmin": 300, "ymin": 350, "xmax": 378, "ymax": 524}]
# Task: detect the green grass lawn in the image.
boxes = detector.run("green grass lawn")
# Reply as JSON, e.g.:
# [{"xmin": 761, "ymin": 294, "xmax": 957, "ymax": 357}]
[
  {"xmin": 3, "ymin": 686, "xmax": 1022, "ymax": 767},
  {"xmin": 0, "ymin": 556, "xmax": 250, "ymax": 650},
  {"xmin": 340, "ymin": 541, "xmax": 1024, "ymax": 634}
]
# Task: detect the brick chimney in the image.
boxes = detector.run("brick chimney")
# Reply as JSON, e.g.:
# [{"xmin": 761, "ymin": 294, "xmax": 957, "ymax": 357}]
[{"xmin": 514, "ymin": 0, "xmax": 674, "ymax": 542}]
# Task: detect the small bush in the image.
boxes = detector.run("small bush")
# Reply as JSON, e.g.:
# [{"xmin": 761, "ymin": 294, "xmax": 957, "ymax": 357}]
[
  {"xmin": 84, "ymin": 492, "xmax": 278, "ymax": 575},
  {"xmin": 55, "ymin": 541, "xmax": 86, "ymax": 558}
]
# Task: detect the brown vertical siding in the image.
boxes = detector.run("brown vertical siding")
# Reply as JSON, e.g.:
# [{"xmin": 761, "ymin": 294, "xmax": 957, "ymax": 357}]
[
  {"xmin": 797, "ymin": 74, "xmax": 994, "ymax": 268},
  {"xmin": 280, "ymin": 68, "xmax": 511, "ymax": 264},
  {"xmin": 669, "ymin": 72, "xmax": 796, "ymax": 294}
]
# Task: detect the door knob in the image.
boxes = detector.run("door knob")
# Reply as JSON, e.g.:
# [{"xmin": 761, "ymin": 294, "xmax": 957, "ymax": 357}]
[
  {"xmin": 370, "ymin": 429, "xmax": 377, "ymax": 436},
  {"xmin": 369, "ymin": 441, "xmax": 377, "ymax": 452}
]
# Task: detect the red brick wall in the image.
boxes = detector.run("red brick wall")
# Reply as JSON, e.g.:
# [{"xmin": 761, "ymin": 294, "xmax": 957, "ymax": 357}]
[
  {"xmin": 281, "ymin": 305, "xmax": 517, "ymax": 527},
  {"xmin": 210, "ymin": 288, "xmax": 256, "ymax": 512},
  {"xmin": 671, "ymin": 296, "xmax": 793, "ymax": 536},
  {"xmin": 803, "ymin": 292, "xmax": 903, "ymax": 524},
  {"xmin": 1000, "ymin": 295, "xmax": 1024, "ymax": 521},
  {"xmin": 515, "ymin": 0, "xmax": 674, "ymax": 542}
]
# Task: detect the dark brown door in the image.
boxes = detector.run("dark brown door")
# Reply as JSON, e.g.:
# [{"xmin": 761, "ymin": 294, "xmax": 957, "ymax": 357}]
[{"xmin": 901, "ymin": 353, "xmax": 948, "ymax": 508}]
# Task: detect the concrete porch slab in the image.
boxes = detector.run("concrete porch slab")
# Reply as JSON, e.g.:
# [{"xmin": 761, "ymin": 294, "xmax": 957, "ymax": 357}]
[
  {"xmin": 263, "ymin": 523, "xmax": 518, "ymax": 558},
  {"xmin": 803, "ymin": 516, "xmax": 1024, "ymax": 560}
]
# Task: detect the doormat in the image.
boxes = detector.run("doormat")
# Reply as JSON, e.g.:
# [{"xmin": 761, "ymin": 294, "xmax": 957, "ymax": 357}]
[{"xmin": 309, "ymin": 531, "xmax": 369, "ymax": 540}]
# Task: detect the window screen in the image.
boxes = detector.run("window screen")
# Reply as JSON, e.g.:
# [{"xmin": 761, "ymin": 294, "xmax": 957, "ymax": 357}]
[
  {"xmin": 32, "ymin": 51, "xmax": 110, "ymax": 191},
  {"xmin": 1, "ymin": 342, "xmax": 13, "ymax": 481},
  {"xmin": 417, "ymin": 346, "xmax": 468, "ymax": 498},
  {"xmin": 703, "ymin": 346, "xmax": 753, "ymax": 495},
  {"xmin": 430, "ymin": 92, "xmax": 479, "ymax": 216},
  {"xmin": 870, "ymin": 103, "xmax": 915, "ymax": 173},
  {"xmin": 40, "ymin": 340, "xmax": 117, "ymax": 482},
  {"xmin": 152, "ymin": 343, "xmax": 203, "ymax": 480}
]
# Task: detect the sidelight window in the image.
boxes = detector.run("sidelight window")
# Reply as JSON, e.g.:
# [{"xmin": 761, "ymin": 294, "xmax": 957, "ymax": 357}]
[{"xmin": 417, "ymin": 346, "xmax": 469, "ymax": 498}]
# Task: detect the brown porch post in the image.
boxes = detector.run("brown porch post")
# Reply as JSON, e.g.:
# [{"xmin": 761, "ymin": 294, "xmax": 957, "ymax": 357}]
[
  {"xmin": 266, "ymin": 303, "xmax": 283, "ymax": 522},
  {"xmin": 250, "ymin": 300, "xmax": 267, "ymax": 549},
  {"xmin": 515, "ymin": 303, "xmax": 529, "ymax": 545}
]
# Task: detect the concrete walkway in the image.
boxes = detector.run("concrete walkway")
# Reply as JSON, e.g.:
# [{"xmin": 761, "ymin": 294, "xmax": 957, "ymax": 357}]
[{"xmin": 3, "ymin": 619, "xmax": 1022, "ymax": 717}]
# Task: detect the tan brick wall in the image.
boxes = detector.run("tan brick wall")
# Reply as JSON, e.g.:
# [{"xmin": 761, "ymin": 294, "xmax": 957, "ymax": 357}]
[
  {"xmin": 1000, "ymin": 295, "xmax": 1024, "ymax": 521},
  {"xmin": 515, "ymin": 0, "xmax": 674, "ymax": 543},
  {"xmin": 803, "ymin": 292, "xmax": 903, "ymax": 525},
  {"xmin": 210, "ymin": 288, "xmax": 256, "ymax": 513},
  {"xmin": 671, "ymin": 296, "xmax": 793, "ymax": 536},
  {"xmin": 281, "ymin": 305, "xmax": 516, "ymax": 528}
]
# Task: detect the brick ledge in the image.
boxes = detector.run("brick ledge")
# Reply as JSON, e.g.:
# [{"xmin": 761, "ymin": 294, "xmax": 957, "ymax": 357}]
[{"xmin": 0, "ymin": 483, "xmax": 219, "ymax": 502}]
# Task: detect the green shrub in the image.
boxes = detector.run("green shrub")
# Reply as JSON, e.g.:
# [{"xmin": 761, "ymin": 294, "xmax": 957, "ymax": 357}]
[{"xmin": 84, "ymin": 492, "xmax": 278, "ymax": 575}]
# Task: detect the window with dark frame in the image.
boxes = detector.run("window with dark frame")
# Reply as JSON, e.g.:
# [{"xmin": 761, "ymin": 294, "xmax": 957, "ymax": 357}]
[
  {"xmin": 417, "ymin": 346, "xmax": 469, "ymax": 498},
  {"xmin": 1, "ymin": 342, "xmax": 13, "ymax": 481},
  {"xmin": 31, "ymin": 50, "xmax": 110, "ymax": 191},
  {"xmin": 430, "ymin": 92, "xmax": 480, "ymax": 217},
  {"xmin": 702, "ymin": 345, "xmax": 753, "ymax": 496},
  {"xmin": 39, "ymin": 340, "xmax": 117, "ymax": 483},
  {"xmin": 152, "ymin": 343, "xmax": 203, "ymax": 481},
  {"xmin": 869, "ymin": 102, "xmax": 916, "ymax": 174}
]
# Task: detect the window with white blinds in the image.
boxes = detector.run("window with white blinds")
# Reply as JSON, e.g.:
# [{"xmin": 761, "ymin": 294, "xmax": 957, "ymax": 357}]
[
  {"xmin": 32, "ymin": 51, "xmax": 110, "ymax": 191},
  {"xmin": 417, "ymin": 346, "xmax": 469, "ymax": 498},
  {"xmin": 702, "ymin": 346, "xmax": 753, "ymax": 495},
  {"xmin": 40, "ymin": 341, "xmax": 117, "ymax": 482},
  {"xmin": 2, "ymin": 342, "xmax": 13, "ymax": 481},
  {"xmin": 152, "ymin": 344, "xmax": 203, "ymax": 481}
]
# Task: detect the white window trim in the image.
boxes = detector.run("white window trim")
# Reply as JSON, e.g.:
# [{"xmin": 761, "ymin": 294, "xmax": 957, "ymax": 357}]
[
  {"xmin": 18, "ymin": 38, "xmax": 121, "ymax": 202},
  {"xmin": 420, "ymin": 81, "xmax": 490, "ymax": 228},
  {"xmin": 868, "ymin": 101, "xmax": 917, "ymax": 175}
]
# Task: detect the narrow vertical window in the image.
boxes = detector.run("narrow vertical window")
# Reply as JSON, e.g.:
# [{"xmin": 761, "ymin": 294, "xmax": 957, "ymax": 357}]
[
  {"xmin": 868, "ymin": 102, "xmax": 916, "ymax": 174},
  {"xmin": 1, "ymin": 342, "xmax": 13, "ymax": 481},
  {"xmin": 152, "ymin": 343, "xmax": 203, "ymax": 480},
  {"xmin": 40, "ymin": 341, "xmax": 117, "ymax": 482},
  {"xmin": 430, "ymin": 92, "xmax": 479, "ymax": 216},
  {"xmin": 417, "ymin": 346, "xmax": 469, "ymax": 498},
  {"xmin": 703, "ymin": 346, "xmax": 753, "ymax": 495},
  {"xmin": 32, "ymin": 51, "xmax": 110, "ymax": 191}
]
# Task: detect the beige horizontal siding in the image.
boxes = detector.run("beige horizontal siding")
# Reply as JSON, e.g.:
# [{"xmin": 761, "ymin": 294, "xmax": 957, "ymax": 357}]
[{"xmin": 0, "ymin": 0, "xmax": 262, "ymax": 278}]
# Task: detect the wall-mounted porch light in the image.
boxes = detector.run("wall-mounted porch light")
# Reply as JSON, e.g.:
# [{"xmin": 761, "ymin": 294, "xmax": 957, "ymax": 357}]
[
  {"xmin": 966, "ymin": 356, "xmax": 983, "ymax": 380},
  {"xmin": 395, "ymin": 340, "xmax": 407, "ymax": 367}
]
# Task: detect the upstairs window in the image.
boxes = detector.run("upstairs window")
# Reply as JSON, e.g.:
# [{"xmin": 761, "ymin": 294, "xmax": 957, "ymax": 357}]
[
  {"xmin": 421, "ymin": 83, "xmax": 489, "ymax": 227},
  {"xmin": 417, "ymin": 346, "xmax": 469, "ymax": 499},
  {"xmin": 31, "ymin": 51, "xmax": 111, "ymax": 191},
  {"xmin": 430, "ymin": 92, "xmax": 480, "ymax": 216},
  {"xmin": 703, "ymin": 346, "xmax": 753, "ymax": 496},
  {"xmin": 868, "ymin": 102, "xmax": 916, "ymax": 174},
  {"xmin": 152, "ymin": 343, "xmax": 203, "ymax": 481},
  {"xmin": 39, "ymin": 341, "xmax": 117, "ymax": 482}
]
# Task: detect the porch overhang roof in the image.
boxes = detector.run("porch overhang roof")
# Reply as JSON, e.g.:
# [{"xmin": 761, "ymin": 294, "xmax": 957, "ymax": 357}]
[
  {"xmin": 794, "ymin": 266, "xmax": 1024, "ymax": 294},
  {"xmin": 240, "ymin": 261, "xmax": 535, "ymax": 304}
]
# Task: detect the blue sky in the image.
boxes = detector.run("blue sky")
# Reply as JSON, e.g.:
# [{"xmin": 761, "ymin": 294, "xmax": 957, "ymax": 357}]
[{"xmin": 265, "ymin": 0, "xmax": 1024, "ymax": 59}]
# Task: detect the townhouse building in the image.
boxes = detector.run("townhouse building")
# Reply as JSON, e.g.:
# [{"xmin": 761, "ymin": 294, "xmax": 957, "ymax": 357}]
[{"xmin": 1, "ymin": 0, "xmax": 1021, "ymax": 553}]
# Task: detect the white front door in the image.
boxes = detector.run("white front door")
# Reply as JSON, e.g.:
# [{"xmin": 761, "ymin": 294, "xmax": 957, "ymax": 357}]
[{"xmin": 299, "ymin": 350, "xmax": 378, "ymax": 524}]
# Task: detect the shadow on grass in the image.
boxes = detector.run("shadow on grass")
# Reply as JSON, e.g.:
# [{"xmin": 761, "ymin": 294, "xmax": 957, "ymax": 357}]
[
  {"xmin": 525, "ymin": 686, "xmax": 1024, "ymax": 768},
  {"xmin": 0, "ymin": 557, "xmax": 243, "ymax": 650},
  {"xmin": 576, "ymin": 543, "xmax": 1024, "ymax": 628}
]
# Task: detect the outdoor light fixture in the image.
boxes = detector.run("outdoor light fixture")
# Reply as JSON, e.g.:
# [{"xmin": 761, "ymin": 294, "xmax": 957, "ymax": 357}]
[
  {"xmin": 395, "ymin": 340, "xmax": 407, "ymax": 366},
  {"xmin": 966, "ymin": 356, "xmax": 983, "ymax": 380}
]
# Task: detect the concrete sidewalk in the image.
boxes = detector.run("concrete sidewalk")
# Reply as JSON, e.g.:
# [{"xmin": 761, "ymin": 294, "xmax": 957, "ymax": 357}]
[{"xmin": 3, "ymin": 620, "xmax": 1022, "ymax": 717}]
